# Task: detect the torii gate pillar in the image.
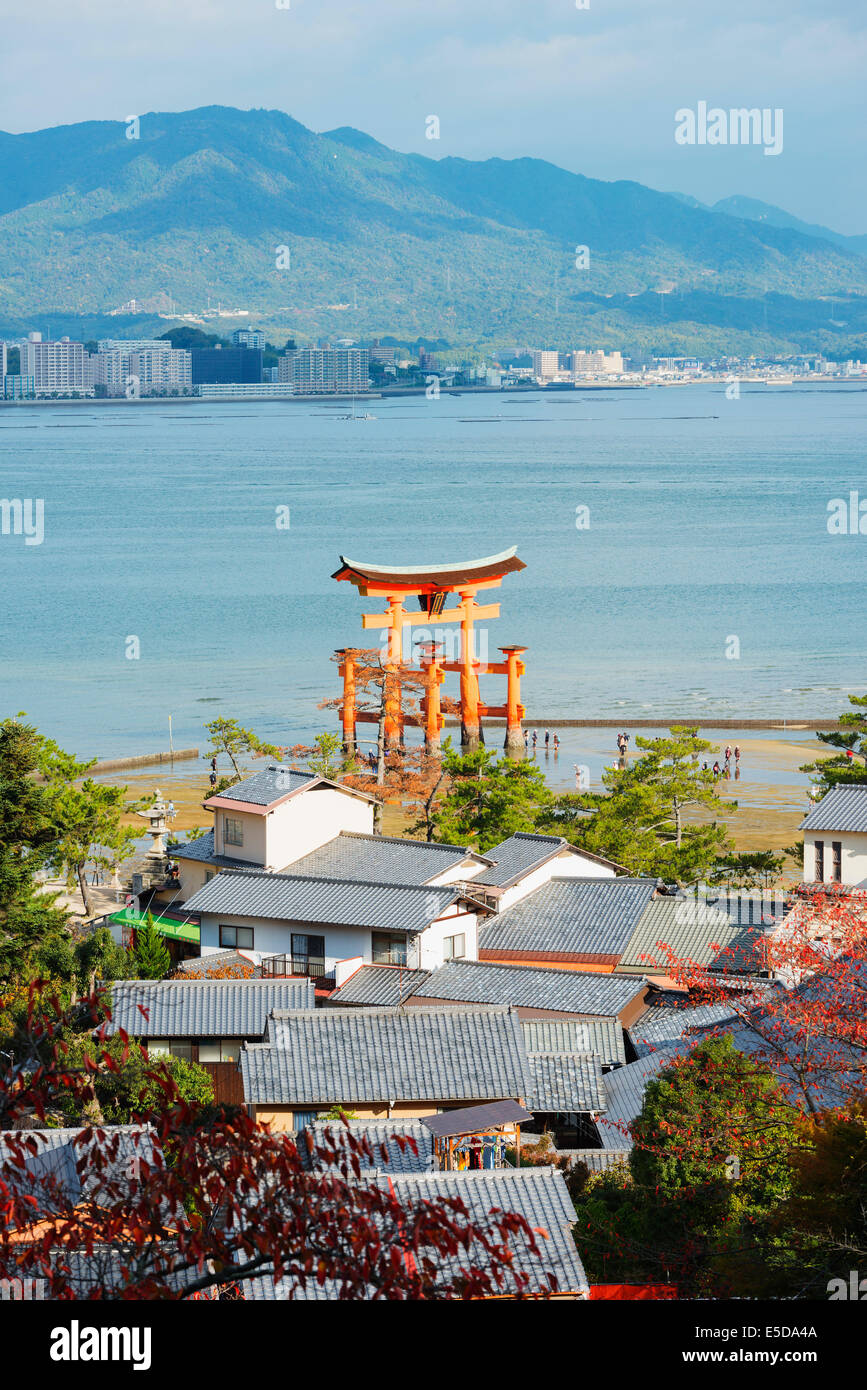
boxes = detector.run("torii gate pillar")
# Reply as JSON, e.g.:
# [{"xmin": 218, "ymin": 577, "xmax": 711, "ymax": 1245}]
[{"xmin": 501, "ymin": 645, "xmax": 527, "ymax": 753}]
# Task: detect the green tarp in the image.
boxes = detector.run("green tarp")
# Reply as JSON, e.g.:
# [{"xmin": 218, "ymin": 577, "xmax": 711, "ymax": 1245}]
[{"xmin": 109, "ymin": 909, "xmax": 200, "ymax": 944}]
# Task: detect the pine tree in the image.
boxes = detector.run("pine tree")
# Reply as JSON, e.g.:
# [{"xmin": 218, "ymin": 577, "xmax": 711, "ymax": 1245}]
[
  {"xmin": 133, "ymin": 912, "xmax": 171, "ymax": 979},
  {"xmin": 801, "ymin": 691, "xmax": 867, "ymax": 793}
]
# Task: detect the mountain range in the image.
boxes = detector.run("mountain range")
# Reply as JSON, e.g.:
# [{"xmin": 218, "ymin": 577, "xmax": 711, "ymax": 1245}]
[{"xmin": 1, "ymin": 105, "xmax": 866, "ymax": 356}]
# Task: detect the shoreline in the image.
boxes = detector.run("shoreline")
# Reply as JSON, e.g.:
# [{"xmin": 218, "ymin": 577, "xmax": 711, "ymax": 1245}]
[
  {"xmin": 447, "ymin": 717, "xmax": 842, "ymax": 730},
  {"xmin": 2, "ymin": 378, "xmax": 863, "ymax": 409},
  {"xmin": 86, "ymin": 720, "xmax": 839, "ymax": 770}
]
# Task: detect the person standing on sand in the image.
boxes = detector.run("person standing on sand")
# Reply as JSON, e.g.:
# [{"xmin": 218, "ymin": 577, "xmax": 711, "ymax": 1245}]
[
  {"xmin": 724, "ymin": 745, "xmax": 732, "ymax": 762},
  {"xmin": 523, "ymin": 729, "xmax": 528, "ymax": 749},
  {"xmin": 712, "ymin": 761, "xmax": 721, "ymax": 778},
  {"xmin": 553, "ymin": 734, "xmax": 560, "ymax": 752},
  {"xmin": 734, "ymin": 745, "xmax": 740, "ymax": 764},
  {"xmin": 544, "ymin": 731, "xmax": 550, "ymax": 751},
  {"xmin": 532, "ymin": 731, "xmax": 538, "ymax": 749}
]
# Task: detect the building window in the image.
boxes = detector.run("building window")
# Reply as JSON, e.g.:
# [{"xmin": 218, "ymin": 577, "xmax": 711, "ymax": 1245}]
[
  {"xmin": 372, "ymin": 932, "xmax": 408, "ymax": 966},
  {"xmin": 146, "ymin": 1040, "xmax": 192, "ymax": 1060},
  {"xmin": 198, "ymin": 1040, "xmax": 241, "ymax": 1063},
  {"xmin": 831, "ymin": 841, "xmax": 842, "ymax": 882},
  {"xmin": 291, "ymin": 933, "xmax": 326, "ymax": 976},
  {"xmin": 224, "ymin": 817, "xmax": 244, "ymax": 846},
  {"xmin": 443, "ymin": 933, "xmax": 466, "ymax": 961},
  {"xmin": 220, "ymin": 924, "xmax": 254, "ymax": 950},
  {"xmin": 204, "ymin": 871, "xmax": 214, "ymax": 883},
  {"xmin": 814, "ymin": 840, "xmax": 824, "ymax": 882}
]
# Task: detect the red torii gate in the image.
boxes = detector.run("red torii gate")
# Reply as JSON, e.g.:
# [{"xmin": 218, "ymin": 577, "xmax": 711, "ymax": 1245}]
[{"xmin": 332, "ymin": 547, "xmax": 527, "ymax": 752}]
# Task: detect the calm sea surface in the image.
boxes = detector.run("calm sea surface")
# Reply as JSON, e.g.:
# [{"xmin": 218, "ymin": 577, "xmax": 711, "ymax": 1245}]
[{"xmin": 1, "ymin": 383, "xmax": 865, "ymax": 760}]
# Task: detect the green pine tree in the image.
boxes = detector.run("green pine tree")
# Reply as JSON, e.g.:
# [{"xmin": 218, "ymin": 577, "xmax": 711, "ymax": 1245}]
[
  {"xmin": 801, "ymin": 691, "xmax": 867, "ymax": 794},
  {"xmin": 549, "ymin": 726, "xmax": 732, "ymax": 883},
  {"xmin": 133, "ymin": 912, "xmax": 171, "ymax": 979}
]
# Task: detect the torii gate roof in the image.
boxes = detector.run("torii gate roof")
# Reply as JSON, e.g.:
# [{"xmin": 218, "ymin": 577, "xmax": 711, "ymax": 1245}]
[{"xmin": 333, "ymin": 546, "xmax": 526, "ymax": 593}]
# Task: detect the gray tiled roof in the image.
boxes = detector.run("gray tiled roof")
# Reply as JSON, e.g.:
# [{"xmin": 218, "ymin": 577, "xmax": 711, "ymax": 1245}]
[
  {"xmin": 0, "ymin": 1126, "xmax": 158, "ymax": 1218},
  {"xmin": 213, "ymin": 766, "xmax": 316, "ymax": 806},
  {"xmin": 329, "ymin": 964, "xmax": 431, "ymax": 1007},
  {"xmin": 288, "ymin": 832, "xmax": 479, "ymax": 886},
  {"xmin": 524, "ymin": 1052, "xmax": 607, "ymax": 1113},
  {"xmin": 617, "ymin": 897, "xmax": 767, "ymax": 974},
  {"xmin": 520, "ymin": 1018, "xmax": 626, "ymax": 1068},
  {"xmin": 800, "ymin": 783, "xmax": 867, "ymax": 832},
  {"xmin": 300, "ymin": 1120, "xmax": 434, "ymax": 1173},
  {"xmin": 561, "ymin": 1148, "xmax": 630, "ymax": 1173},
  {"xmin": 629, "ymin": 998, "xmax": 740, "ymax": 1056},
  {"xmin": 242, "ymin": 1007, "xmax": 528, "ymax": 1105},
  {"xmin": 244, "ymin": 1167, "xmax": 588, "ymax": 1299},
  {"xmin": 167, "ymin": 830, "xmax": 249, "ymax": 870},
  {"xmin": 183, "ymin": 869, "xmax": 457, "ymax": 932},
  {"xmin": 175, "ymin": 949, "xmax": 260, "ymax": 977},
  {"xmin": 597, "ymin": 1051, "xmax": 677, "ymax": 1149},
  {"xmin": 473, "ymin": 832, "xmax": 573, "ymax": 887},
  {"xmin": 412, "ymin": 959, "xmax": 647, "ymax": 1018},
  {"xmin": 104, "ymin": 978, "xmax": 315, "ymax": 1038},
  {"xmin": 479, "ymin": 877, "xmax": 657, "ymax": 958}
]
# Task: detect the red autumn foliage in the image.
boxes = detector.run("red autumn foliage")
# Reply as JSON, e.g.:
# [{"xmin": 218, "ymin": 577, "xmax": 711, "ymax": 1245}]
[{"xmin": 0, "ymin": 985, "xmax": 553, "ymax": 1300}]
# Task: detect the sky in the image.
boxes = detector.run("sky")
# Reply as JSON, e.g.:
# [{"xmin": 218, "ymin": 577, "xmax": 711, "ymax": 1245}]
[{"xmin": 3, "ymin": 0, "xmax": 866, "ymax": 232}]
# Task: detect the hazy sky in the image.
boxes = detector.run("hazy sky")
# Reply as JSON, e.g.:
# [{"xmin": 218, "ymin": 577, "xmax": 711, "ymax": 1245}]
[{"xmin": 4, "ymin": 0, "xmax": 866, "ymax": 231}]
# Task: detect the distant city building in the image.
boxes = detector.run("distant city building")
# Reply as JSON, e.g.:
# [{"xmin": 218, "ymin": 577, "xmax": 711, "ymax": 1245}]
[
  {"xmin": 369, "ymin": 346, "xmax": 397, "ymax": 366},
  {"xmin": 196, "ymin": 383, "xmax": 296, "ymax": 398},
  {"xmin": 278, "ymin": 347, "xmax": 369, "ymax": 394},
  {"xmin": 191, "ymin": 347, "xmax": 264, "ymax": 385},
  {"xmin": 572, "ymin": 350, "xmax": 624, "ymax": 378},
  {"xmin": 97, "ymin": 339, "xmax": 167, "ymax": 353},
  {"xmin": 91, "ymin": 342, "xmax": 191, "ymax": 394},
  {"xmin": 231, "ymin": 328, "xmax": 266, "ymax": 349},
  {"xmin": 531, "ymin": 350, "xmax": 559, "ymax": 382},
  {"xmin": 3, "ymin": 376, "xmax": 35, "ymax": 400},
  {"xmin": 19, "ymin": 336, "xmax": 92, "ymax": 396},
  {"xmin": 652, "ymin": 356, "xmax": 701, "ymax": 373},
  {"xmin": 128, "ymin": 348, "xmax": 192, "ymax": 394},
  {"xmin": 0, "ymin": 342, "xmax": 6, "ymax": 378}
]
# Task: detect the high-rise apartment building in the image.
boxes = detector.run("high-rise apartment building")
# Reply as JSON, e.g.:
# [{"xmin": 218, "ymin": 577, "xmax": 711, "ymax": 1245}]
[
  {"xmin": 571, "ymin": 349, "xmax": 624, "ymax": 377},
  {"xmin": 278, "ymin": 347, "xmax": 369, "ymax": 393},
  {"xmin": 91, "ymin": 341, "xmax": 191, "ymax": 394},
  {"xmin": 231, "ymin": 328, "xmax": 266, "ymax": 349},
  {"xmin": 531, "ymin": 350, "xmax": 559, "ymax": 382},
  {"xmin": 128, "ymin": 348, "xmax": 192, "ymax": 393},
  {"xmin": 19, "ymin": 335, "xmax": 92, "ymax": 395}
]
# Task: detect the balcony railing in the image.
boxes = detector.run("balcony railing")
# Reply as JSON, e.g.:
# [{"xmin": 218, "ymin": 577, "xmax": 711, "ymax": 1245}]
[{"xmin": 260, "ymin": 954, "xmax": 327, "ymax": 979}]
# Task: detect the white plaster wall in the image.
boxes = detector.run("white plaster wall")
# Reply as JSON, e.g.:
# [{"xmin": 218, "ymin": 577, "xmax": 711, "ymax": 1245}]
[
  {"xmin": 496, "ymin": 849, "xmax": 614, "ymax": 912},
  {"xmin": 199, "ymin": 913, "xmax": 383, "ymax": 972},
  {"xmin": 267, "ymin": 787, "xmax": 375, "ymax": 869},
  {"xmin": 213, "ymin": 809, "xmax": 266, "ymax": 866},
  {"xmin": 426, "ymin": 856, "xmax": 485, "ymax": 887},
  {"xmin": 416, "ymin": 909, "xmax": 479, "ymax": 969},
  {"xmin": 803, "ymin": 831, "xmax": 867, "ymax": 886},
  {"xmin": 175, "ymin": 859, "xmax": 212, "ymax": 901}
]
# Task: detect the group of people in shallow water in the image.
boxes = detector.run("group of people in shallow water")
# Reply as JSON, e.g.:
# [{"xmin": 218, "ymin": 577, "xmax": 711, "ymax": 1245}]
[
  {"xmin": 704, "ymin": 744, "xmax": 741, "ymax": 780},
  {"xmin": 524, "ymin": 729, "xmax": 560, "ymax": 753}
]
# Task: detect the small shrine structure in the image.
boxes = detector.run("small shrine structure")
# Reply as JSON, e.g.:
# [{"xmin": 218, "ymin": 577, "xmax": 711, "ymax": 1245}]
[{"xmin": 421, "ymin": 1100, "xmax": 533, "ymax": 1170}]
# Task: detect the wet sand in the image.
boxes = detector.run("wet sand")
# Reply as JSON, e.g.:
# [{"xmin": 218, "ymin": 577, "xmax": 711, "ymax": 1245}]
[{"xmin": 101, "ymin": 729, "xmax": 819, "ymax": 868}]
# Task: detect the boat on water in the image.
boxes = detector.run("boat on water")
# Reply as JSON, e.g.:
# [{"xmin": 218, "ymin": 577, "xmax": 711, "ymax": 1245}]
[{"xmin": 338, "ymin": 395, "xmax": 377, "ymax": 420}]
